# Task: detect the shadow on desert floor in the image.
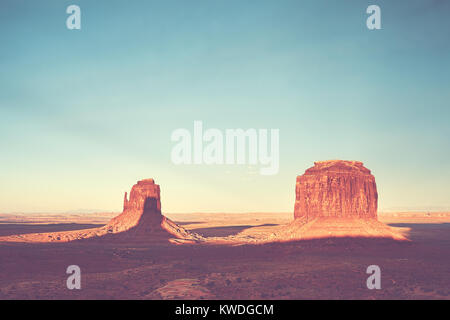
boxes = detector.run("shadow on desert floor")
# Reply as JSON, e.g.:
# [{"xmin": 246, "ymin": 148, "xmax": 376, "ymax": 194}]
[
  {"xmin": 387, "ymin": 222, "xmax": 450, "ymax": 242},
  {"xmin": 190, "ymin": 224, "xmax": 279, "ymax": 237},
  {"xmin": 2, "ymin": 221, "xmax": 450, "ymax": 249},
  {"xmin": 175, "ymin": 221, "xmax": 204, "ymax": 226},
  {"xmin": 3, "ymin": 219, "xmax": 450, "ymax": 300},
  {"xmin": 0, "ymin": 223, "xmax": 105, "ymax": 237}
]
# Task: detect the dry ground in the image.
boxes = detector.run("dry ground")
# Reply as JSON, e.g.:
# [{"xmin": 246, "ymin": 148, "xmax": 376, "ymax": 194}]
[{"xmin": 0, "ymin": 212, "xmax": 449, "ymax": 299}]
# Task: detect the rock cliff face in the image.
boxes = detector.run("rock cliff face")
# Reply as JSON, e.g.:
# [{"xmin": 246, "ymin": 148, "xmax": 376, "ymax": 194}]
[
  {"xmin": 122, "ymin": 179, "xmax": 161, "ymax": 213},
  {"xmin": 104, "ymin": 179, "xmax": 202, "ymax": 243},
  {"xmin": 106, "ymin": 178, "xmax": 163, "ymax": 234},
  {"xmin": 294, "ymin": 160, "xmax": 378, "ymax": 221}
]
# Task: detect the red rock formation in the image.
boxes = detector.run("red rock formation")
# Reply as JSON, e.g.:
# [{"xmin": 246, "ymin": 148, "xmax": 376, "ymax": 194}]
[
  {"xmin": 1, "ymin": 179, "xmax": 202, "ymax": 243},
  {"xmin": 122, "ymin": 179, "xmax": 161, "ymax": 213},
  {"xmin": 0, "ymin": 174, "xmax": 405, "ymax": 244},
  {"xmin": 246, "ymin": 160, "xmax": 406, "ymax": 242},
  {"xmin": 107, "ymin": 178, "xmax": 162, "ymax": 233},
  {"xmin": 294, "ymin": 160, "xmax": 378, "ymax": 221},
  {"xmin": 105, "ymin": 179, "xmax": 200, "ymax": 242}
]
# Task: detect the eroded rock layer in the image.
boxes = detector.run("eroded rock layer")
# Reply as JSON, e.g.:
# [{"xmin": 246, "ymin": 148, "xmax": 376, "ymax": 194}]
[{"xmin": 294, "ymin": 160, "xmax": 378, "ymax": 221}]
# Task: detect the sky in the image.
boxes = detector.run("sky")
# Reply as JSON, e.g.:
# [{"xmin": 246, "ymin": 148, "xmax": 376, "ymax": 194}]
[{"xmin": 0, "ymin": 0, "xmax": 449, "ymax": 213}]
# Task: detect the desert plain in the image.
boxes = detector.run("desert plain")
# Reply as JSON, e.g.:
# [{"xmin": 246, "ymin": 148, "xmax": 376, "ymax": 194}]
[{"xmin": 0, "ymin": 210, "xmax": 449, "ymax": 300}]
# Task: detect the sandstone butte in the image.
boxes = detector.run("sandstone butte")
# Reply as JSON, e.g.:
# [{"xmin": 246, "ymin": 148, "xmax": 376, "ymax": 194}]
[
  {"xmin": 294, "ymin": 160, "xmax": 378, "ymax": 221},
  {"xmin": 0, "ymin": 165, "xmax": 407, "ymax": 244},
  {"xmin": 0, "ymin": 179, "xmax": 202, "ymax": 244},
  {"xmin": 269, "ymin": 160, "xmax": 407, "ymax": 241}
]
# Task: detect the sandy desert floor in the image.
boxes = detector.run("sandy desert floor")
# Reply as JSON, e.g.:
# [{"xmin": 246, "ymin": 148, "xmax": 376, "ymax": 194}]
[{"xmin": 0, "ymin": 212, "xmax": 449, "ymax": 299}]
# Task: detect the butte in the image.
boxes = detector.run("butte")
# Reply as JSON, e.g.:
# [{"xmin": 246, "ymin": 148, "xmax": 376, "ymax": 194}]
[
  {"xmin": 278, "ymin": 160, "xmax": 407, "ymax": 240},
  {"xmin": 234, "ymin": 160, "xmax": 407, "ymax": 242},
  {"xmin": 0, "ymin": 179, "xmax": 202, "ymax": 244}
]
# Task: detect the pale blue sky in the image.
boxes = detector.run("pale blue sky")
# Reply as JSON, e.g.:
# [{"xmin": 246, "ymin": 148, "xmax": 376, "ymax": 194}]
[{"xmin": 0, "ymin": 0, "xmax": 449, "ymax": 213}]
